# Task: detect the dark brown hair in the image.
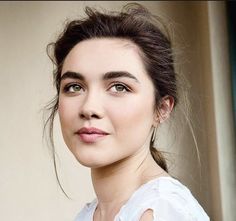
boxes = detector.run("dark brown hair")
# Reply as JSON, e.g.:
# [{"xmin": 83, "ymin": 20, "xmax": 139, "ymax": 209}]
[{"xmin": 45, "ymin": 3, "xmax": 178, "ymax": 188}]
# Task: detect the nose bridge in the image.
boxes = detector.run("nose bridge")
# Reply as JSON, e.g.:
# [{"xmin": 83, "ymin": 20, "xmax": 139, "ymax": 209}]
[
  {"xmin": 84, "ymin": 89, "xmax": 95, "ymax": 107},
  {"xmin": 80, "ymin": 86, "xmax": 103, "ymax": 119}
]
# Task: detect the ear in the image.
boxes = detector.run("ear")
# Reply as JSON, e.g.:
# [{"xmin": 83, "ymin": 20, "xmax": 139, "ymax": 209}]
[{"xmin": 154, "ymin": 95, "xmax": 175, "ymax": 124}]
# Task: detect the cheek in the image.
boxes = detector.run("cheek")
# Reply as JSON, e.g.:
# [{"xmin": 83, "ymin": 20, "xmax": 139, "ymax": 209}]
[
  {"xmin": 58, "ymin": 97, "xmax": 83, "ymax": 155},
  {"xmin": 58, "ymin": 97, "xmax": 79, "ymax": 133},
  {"xmin": 107, "ymin": 96, "xmax": 155, "ymax": 143}
]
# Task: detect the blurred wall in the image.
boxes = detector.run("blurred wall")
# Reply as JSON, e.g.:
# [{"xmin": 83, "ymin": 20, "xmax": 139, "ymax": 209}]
[{"xmin": 0, "ymin": 1, "xmax": 235, "ymax": 221}]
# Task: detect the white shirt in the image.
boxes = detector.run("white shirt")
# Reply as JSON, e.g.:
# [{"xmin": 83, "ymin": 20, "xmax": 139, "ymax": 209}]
[{"xmin": 74, "ymin": 176, "xmax": 210, "ymax": 221}]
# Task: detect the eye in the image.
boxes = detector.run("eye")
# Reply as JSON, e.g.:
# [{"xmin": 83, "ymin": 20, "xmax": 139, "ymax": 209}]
[
  {"xmin": 63, "ymin": 83, "xmax": 84, "ymax": 93},
  {"xmin": 109, "ymin": 83, "xmax": 130, "ymax": 93}
]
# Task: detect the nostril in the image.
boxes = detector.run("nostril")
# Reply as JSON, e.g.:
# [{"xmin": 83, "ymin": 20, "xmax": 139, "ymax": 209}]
[
  {"xmin": 79, "ymin": 112, "xmax": 101, "ymax": 120},
  {"xmin": 79, "ymin": 113, "xmax": 86, "ymax": 119},
  {"xmin": 91, "ymin": 114, "xmax": 100, "ymax": 119}
]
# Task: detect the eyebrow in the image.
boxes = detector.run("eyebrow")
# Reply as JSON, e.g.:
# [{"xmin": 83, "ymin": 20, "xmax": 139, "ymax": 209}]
[
  {"xmin": 60, "ymin": 71, "xmax": 140, "ymax": 83},
  {"xmin": 60, "ymin": 71, "xmax": 85, "ymax": 81}
]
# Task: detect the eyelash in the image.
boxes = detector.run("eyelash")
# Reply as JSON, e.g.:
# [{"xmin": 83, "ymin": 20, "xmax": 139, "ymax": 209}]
[
  {"xmin": 62, "ymin": 82, "xmax": 131, "ymax": 94},
  {"xmin": 108, "ymin": 82, "xmax": 131, "ymax": 93},
  {"xmin": 63, "ymin": 83, "xmax": 84, "ymax": 93}
]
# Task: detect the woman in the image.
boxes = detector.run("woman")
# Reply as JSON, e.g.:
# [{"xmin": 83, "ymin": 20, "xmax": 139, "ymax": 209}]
[{"xmin": 46, "ymin": 3, "xmax": 210, "ymax": 221}]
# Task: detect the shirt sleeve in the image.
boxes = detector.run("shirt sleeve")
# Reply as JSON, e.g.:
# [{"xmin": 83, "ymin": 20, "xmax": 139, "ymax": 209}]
[
  {"xmin": 148, "ymin": 197, "xmax": 193, "ymax": 221},
  {"xmin": 136, "ymin": 196, "xmax": 209, "ymax": 221}
]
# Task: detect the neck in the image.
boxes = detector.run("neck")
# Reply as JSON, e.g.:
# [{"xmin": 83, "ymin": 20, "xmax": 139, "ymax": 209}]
[{"xmin": 91, "ymin": 146, "xmax": 169, "ymax": 217}]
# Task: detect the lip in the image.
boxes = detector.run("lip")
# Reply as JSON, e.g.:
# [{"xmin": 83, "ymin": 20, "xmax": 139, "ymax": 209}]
[{"xmin": 76, "ymin": 127, "xmax": 109, "ymax": 143}]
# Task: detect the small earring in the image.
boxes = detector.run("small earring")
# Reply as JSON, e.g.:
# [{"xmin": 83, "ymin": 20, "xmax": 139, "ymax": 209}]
[{"xmin": 151, "ymin": 126, "xmax": 157, "ymax": 143}]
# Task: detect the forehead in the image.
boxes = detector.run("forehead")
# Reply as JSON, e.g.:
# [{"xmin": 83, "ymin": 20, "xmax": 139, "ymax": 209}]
[{"xmin": 61, "ymin": 38, "xmax": 147, "ymax": 79}]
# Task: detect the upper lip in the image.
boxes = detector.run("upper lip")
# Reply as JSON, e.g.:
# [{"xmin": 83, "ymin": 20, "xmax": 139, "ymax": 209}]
[{"xmin": 76, "ymin": 127, "xmax": 109, "ymax": 135}]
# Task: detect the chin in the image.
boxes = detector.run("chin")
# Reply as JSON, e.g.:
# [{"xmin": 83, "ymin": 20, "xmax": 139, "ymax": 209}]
[
  {"xmin": 75, "ymin": 154, "xmax": 122, "ymax": 169},
  {"xmin": 77, "ymin": 159, "xmax": 101, "ymax": 168},
  {"xmin": 74, "ymin": 153, "xmax": 109, "ymax": 168},
  {"xmin": 70, "ymin": 143, "xmax": 118, "ymax": 168}
]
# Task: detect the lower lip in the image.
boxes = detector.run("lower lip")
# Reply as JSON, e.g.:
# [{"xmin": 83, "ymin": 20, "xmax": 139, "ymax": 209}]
[{"xmin": 78, "ymin": 133, "xmax": 108, "ymax": 143}]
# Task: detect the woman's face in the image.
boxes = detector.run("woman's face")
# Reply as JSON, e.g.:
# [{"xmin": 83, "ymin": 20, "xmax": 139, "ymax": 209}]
[{"xmin": 58, "ymin": 38, "xmax": 157, "ymax": 168}]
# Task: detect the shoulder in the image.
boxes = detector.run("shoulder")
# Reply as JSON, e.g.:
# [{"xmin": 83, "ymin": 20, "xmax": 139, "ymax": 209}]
[
  {"xmin": 144, "ymin": 177, "xmax": 209, "ymax": 220},
  {"xmin": 119, "ymin": 177, "xmax": 210, "ymax": 221},
  {"xmin": 137, "ymin": 196, "xmax": 209, "ymax": 221}
]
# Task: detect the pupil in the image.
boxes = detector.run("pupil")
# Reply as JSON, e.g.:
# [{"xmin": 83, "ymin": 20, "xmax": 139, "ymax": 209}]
[
  {"xmin": 74, "ymin": 85, "xmax": 80, "ymax": 90},
  {"xmin": 116, "ymin": 85, "xmax": 124, "ymax": 91}
]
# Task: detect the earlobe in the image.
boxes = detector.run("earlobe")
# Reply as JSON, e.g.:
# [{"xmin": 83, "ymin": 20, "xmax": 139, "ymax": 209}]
[{"xmin": 152, "ymin": 110, "xmax": 160, "ymax": 127}]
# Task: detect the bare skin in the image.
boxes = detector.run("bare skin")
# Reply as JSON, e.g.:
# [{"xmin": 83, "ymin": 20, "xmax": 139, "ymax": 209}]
[
  {"xmin": 92, "ymin": 145, "xmax": 169, "ymax": 221},
  {"xmin": 59, "ymin": 38, "xmax": 174, "ymax": 221}
]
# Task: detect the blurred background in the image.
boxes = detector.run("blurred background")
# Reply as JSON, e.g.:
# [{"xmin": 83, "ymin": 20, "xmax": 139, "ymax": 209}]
[{"xmin": 0, "ymin": 1, "xmax": 235, "ymax": 221}]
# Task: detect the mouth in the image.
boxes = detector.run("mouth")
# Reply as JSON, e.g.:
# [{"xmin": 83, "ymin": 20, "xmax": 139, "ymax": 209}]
[{"xmin": 75, "ymin": 127, "xmax": 109, "ymax": 143}]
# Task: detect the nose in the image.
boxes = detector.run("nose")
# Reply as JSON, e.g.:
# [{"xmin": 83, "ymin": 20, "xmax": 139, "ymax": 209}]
[{"xmin": 79, "ymin": 90, "xmax": 104, "ymax": 120}]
